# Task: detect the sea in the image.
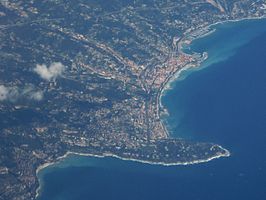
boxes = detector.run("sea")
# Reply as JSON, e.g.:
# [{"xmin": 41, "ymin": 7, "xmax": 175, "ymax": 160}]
[{"xmin": 37, "ymin": 18, "xmax": 266, "ymax": 200}]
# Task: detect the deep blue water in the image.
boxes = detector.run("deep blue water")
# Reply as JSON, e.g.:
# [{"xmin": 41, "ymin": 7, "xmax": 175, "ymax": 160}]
[{"xmin": 38, "ymin": 19, "xmax": 266, "ymax": 200}]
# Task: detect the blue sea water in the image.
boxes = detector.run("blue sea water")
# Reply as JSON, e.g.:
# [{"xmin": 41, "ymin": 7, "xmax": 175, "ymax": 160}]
[{"xmin": 38, "ymin": 19, "xmax": 266, "ymax": 200}]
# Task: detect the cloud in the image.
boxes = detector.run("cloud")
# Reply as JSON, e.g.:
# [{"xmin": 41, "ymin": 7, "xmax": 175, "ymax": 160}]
[
  {"xmin": 34, "ymin": 62, "xmax": 65, "ymax": 81},
  {"xmin": 29, "ymin": 91, "xmax": 43, "ymax": 101},
  {"xmin": 0, "ymin": 85, "xmax": 8, "ymax": 101},
  {"xmin": 21, "ymin": 86, "xmax": 44, "ymax": 101},
  {"xmin": 0, "ymin": 85, "xmax": 43, "ymax": 102}
]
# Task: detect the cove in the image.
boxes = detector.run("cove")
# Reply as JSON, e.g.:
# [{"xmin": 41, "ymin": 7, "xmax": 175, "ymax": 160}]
[{"xmin": 37, "ymin": 18, "xmax": 266, "ymax": 200}]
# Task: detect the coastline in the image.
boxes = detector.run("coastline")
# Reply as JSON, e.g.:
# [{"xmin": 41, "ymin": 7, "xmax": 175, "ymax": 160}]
[
  {"xmin": 35, "ymin": 15, "xmax": 266, "ymax": 199},
  {"xmin": 159, "ymin": 15, "xmax": 266, "ymax": 98},
  {"xmin": 36, "ymin": 145, "xmax": 230, "ymax": 199},
  {"xmin": 157, "ymin": 15, "xmax": 266, "ymax": 137}
]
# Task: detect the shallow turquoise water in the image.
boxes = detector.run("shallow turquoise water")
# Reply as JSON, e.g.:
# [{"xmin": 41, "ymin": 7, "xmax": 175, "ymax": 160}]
[{"xmin": 38, "ymin": 19, "xmax": 266, "ymax": 200}]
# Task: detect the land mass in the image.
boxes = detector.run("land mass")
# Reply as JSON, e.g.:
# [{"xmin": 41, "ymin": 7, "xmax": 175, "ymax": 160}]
[{"xmin": 0, "ymin": 0, "xmax": 265, "ymax": 199}]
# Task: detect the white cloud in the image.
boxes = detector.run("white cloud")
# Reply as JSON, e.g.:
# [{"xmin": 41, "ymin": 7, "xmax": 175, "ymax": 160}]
[
  {"xmin": 0, "ymin": 85, "xmax": 8, "ymax": 101},
  {"xmin": 34, "ymin": 62, "xmax": 65, "ymax": 81},
  {"xmin": 8, "ymin": 87, "xmax": 19, "ymax": 102},
  {"xmin": 28, "ymin": 91, "xmax": 43, "ymax": 101},
  {"xmin": 0, "ymin": 85, "xmax": 43, "ymax": 102},
  {"xmin": 21, "ymin": 86, "xmax": 44, "ymax": 101}
]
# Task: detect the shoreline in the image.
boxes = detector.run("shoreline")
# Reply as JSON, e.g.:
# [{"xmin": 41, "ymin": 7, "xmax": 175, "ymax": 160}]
[
  {"xmin": 159, "ymin": 15, "xmax": 266, "ymax": 99},
  {"xmin": 157, "ymin": 16, "xmax": 266, "ymax": 136},
  {"xmin": 35, "ymin": 15, "xmax": 266, "ymax": 199},
  {"xmin": 36, "ymin": 145, "xmax": 230, "ymax": 199}
]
